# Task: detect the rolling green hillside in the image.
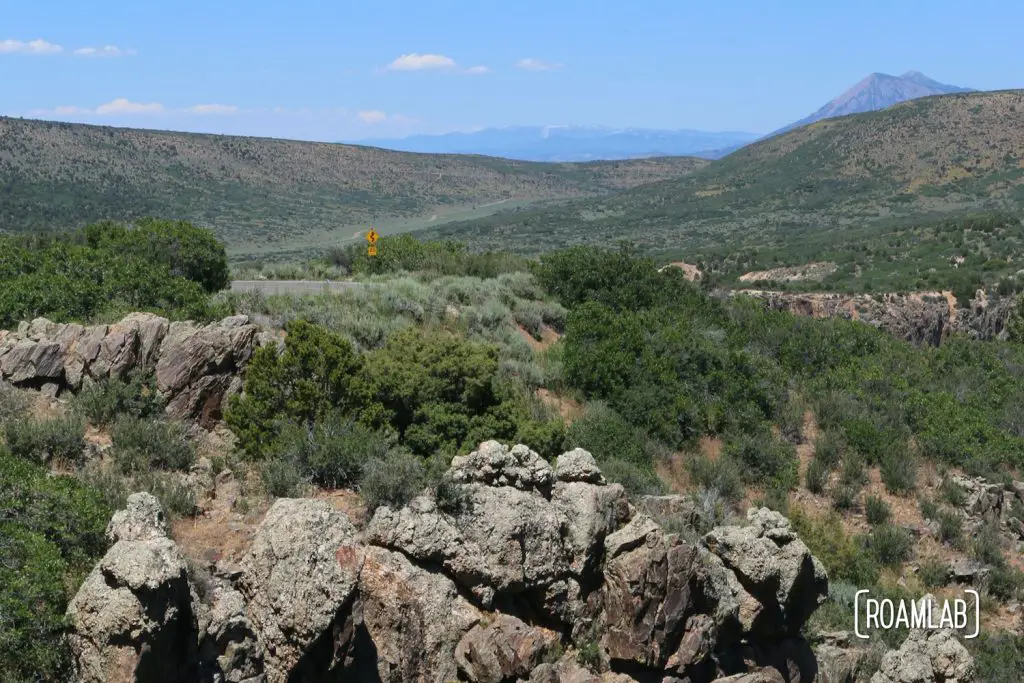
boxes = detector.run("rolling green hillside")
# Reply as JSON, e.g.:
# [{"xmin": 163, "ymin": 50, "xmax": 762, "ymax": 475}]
[
  {"xmin": 0, "ymin": 117, "xmax": 707, "ymax": 257},
  {"xmin": 418, "ymin": 90, "xmax": 1024, "ymax": 262}
]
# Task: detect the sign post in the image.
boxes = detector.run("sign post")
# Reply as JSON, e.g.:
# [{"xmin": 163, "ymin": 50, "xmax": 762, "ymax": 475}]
[{"xmin": 366, "ymin": 229, "xmax": 379, "ymax": 256}]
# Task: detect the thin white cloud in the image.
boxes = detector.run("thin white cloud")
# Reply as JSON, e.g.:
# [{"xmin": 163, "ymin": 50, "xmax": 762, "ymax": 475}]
[
  {"xmin": 0, "ymin": 39, "xmax": 63, "ymax": 55},
  {"xmin": 185, "ymin": 104, "xmax": 239, "ymax": 115},
  {"xmin": 463, "ymin": 65, "xmax": 490, "ymax": 75},
  {"xmin": 95, "ymin": 98, "xmax": 165, "ymax": 115},
  {"xmin": 358, "ymin": 110, "xmax": 389, "ymax": 124},
  {"xmin": 73, "ymin": 45, "xmax": 136, "ymax": 58},
  {"xmin": 515, "ymin": 58, "xmax": 562, "ymax": 71},
  {"xmin": 387, "ymin": 53, "xmax": 457, "ymax": 71}
]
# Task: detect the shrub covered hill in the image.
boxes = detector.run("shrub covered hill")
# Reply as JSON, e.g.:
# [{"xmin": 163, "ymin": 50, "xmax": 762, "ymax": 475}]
[
  {"xmin": 419, "ymin": 90, "xmax": 1024, "ymax": 269},
  {"xmin": 0, "ymin": 116, "xmax": 706, "ymax": 258},
  {"xmin": 5, "ymin": 224, "xmax": 1024, "ymax": 680}
]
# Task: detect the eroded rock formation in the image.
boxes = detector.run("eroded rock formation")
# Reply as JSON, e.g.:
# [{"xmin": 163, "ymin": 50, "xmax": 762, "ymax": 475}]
[
  {"xmin": 64, "ymin": 443, "xmax": 976, "ymax": 683},
  {"xmin": 740, "ymin": 289, "xmax": 1015, "ymax": 346},
  {"xmin": 0, "ymin": 313, "xmax": 266, "ymax": 425}
]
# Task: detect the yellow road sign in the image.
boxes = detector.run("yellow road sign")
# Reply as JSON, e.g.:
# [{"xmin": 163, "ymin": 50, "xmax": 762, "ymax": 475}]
[
  {"xmin": 368, "ymin": 245, "xmax": 378, "ymax": 256},
  {"xmin": 366, "ymin": 229, "xmax": 380, "ymax": 244}
]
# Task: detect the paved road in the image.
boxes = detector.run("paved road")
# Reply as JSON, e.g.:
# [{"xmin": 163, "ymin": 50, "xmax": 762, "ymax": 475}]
[{"xmin": 230, "ymin": 280, "xmax": 365, "ymax": 296}]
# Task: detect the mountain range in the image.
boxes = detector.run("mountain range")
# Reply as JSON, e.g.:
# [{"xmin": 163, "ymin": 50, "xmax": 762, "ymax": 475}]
[
  {"xmin": 355, "ymin": 126, "xmax": 759, "ymax": 162},
  {"xmin": 360, "ymin": 71, "xmax": 974, "ymax": 161}
]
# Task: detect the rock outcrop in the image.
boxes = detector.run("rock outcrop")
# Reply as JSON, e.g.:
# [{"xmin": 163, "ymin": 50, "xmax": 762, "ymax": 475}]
[
  {"xmin": 64, "ymin": 443, "xmax": 855, "ymax": 683},
  {"xmin": 66, "ymin": 493, "xmax": 199, "ymax": 683},
  {"xmin": 870, "ymin": 597, "xmax": 976, "ymax": 683},
  {"xmin": 240, "ymin": 498, "xmax": 362, "ymax": 683},
  {"xmin": 0, "ymin": 313, "xmax": 264, "ymax": 425},
  {"xmin": 740, "ymin": 289, "xmax": 1016, "ymax": 346}
]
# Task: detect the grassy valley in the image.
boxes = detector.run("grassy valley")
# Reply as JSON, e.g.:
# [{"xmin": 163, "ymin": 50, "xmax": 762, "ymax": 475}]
[
  {"xmin": 0, "ymin": 117, "xmax": 706, "ymax": 259},
  {"xmin": 418, "ymin": 90, "xmax": 1024, "ymax": 267}
]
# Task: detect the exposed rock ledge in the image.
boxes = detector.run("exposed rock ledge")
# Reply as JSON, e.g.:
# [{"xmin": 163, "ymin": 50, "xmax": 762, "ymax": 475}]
[
  {"xmin": 62, "ymin": 442, "xmax": 848, "ymax": 682},
  {"xmin": 0, "ymin": 313, "xmax": 271, "ymax": 426},
  {"xmin": 739, "ymin": 289, "xmax": 1014, "ymax": 346}
]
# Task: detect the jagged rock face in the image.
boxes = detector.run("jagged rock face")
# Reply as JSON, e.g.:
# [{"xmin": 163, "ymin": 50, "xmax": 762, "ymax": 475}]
[
  {"xmin": 367, "ymin": 441, "xmax": 632, "ymax": 620},
  {"xmin": 702, "ymin": 508, "xmax": 828, "ymax": 637},
  {"xmin": 356, "ymin": 545, "xmax": 481, "ymax": 682},
  {"xmin": 869, "ymin": 597, "xmax": 976, "ymax": 683},
  {"xmin": 239, "ymin": 498, "xmax": 363, "ymax": 683},
  {"xmin": 455, "ymin": 614, "xmax": 561, "ymax": 683},
  {"xmin": 66, "ymin": 494, "xmax": 198, "ymax": 683},
  {"xmin": 66, "ymin": 445, "xmax": 844, "ymax": 683},
  {"xmin": 0, "ymin": 313, "xmax": 263, "ymax": 425},
  {"xmin": 741, "ymin": 289, "xmax": 1016, "ymax": 346}
]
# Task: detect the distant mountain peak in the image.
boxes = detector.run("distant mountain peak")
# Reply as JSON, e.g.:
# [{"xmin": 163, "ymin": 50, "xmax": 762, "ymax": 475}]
[{"xmin": 775, "ymin": 70, "xmax": 975, "ymax": 135}]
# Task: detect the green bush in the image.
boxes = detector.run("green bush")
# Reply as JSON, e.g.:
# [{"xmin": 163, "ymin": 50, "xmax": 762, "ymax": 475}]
[
  {"xmin": 260, "ymin": 457, "xmax": 308, "ymax": 498},
  {"xmin": 359, "ymin": 449, "xmax": 426, "ymax": 512},
  {"xmin": 869, "ymin": 524, "xmax": 913, "ymax": 567},
  {"xmin": 599, "ymin": 458, "xmax": 664, "ymax": 496},
  {"xmin": 565, "ymin": 402, "xmax": 647, "ymax": 467},
  {"xmin": 936, "ymin": 509, "xmax": 964, "ymax": 546},
  {"xmin": 805, "ymin": 458, "xmax": 830, "ymax": 494},
  {"xmin": 971, "ymin": 523, "xmax": 1006, "ymax": 567},
  {"xmin": 864, "ymin": 495, "xmax": 892, "ymax": 526},
  {"xmin": 0, "ymin": 219, "xmax": 227, "ymax": 327},
  {"xmin": 0, "ymin": 383, "xmax": 31, "ymax": 425},
  {"xmin": 0, "ymin": 449, "xmax": 111, "ymax": 680},
  {"xmin": 688, "ymin": 454, "xmax": 745, "ymax": 502},
  {"xmin": 987, "ymin": 564, "xmax": 1024, "ymax": 601},
  {"xmin": 938, "ymin": 478, "xmax": 967, "ymax": 507},
  {"xmin": 226, "ymin": 319, "xmax": 368, "ymax": 460},
  {"xmin": 111, "ymin": 417, "xmax": 195, "ymax": 473},
  {"xmin": 839, "ymin": 453, "xmax": 868, "ymax": 488},
  {"xmin": 4, "ymin": 414, "xmax": 86, "ymax": 465},
  {"xmin": 812, "ymin": 431, "xmax": 845, "ymax": 470},
  {"xmin": 720, "ymin": 429, "xmax": 798, "ymax": 490},
  {"xmin": 830, "ymin": 485, "xmax": 858, "ymax": 512},
  {"xmin": 919, "ymin": 496, "xmax": 938, "ymax": 520},
  {"xmin": 274, "ymin": 415, "xmax": 393, "ymax": 488},
  {"xmin": 918, "ymin": 558, "xmax": 950, "ymax": 588},
  {"xmin": 73, "ymin": 372, "xmax": 165, "ymax": 426},
  {"xmin": 970, "ymin": 633, "xmax": 1024, "ymax": 683},
  {"xmin": 790, "ymin": 506, "xmax": 880, "ymax": 586},
  {"xmin": 880, "ymin": 452, "xmax": 917, "ymax": 494}
]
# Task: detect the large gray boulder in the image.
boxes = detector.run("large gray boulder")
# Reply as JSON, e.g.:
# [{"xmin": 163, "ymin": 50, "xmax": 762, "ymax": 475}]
[
  {"xmin": 198, "ymin": 580, "xmax": 265, "ymax": 683},
  {"xmin": 106, "ymin": 492, "xmax": 170, "ymax": 543},
  {"xmin": 870, "ymin": 596, "xmax": 976, "ymax": 683},
  {"xmin": 239, "ymin": 498, "xmax": 362, "ymax": 683},
  {"xmin": 702, "ymin": 507, "xmax": 828, "ymax": 637},
  {"xmin": 366, "ymin": 443, "xmax": 629, "ymax": 620},
  {"xmin": 67, "ymin": 497, "xmax": 197, "ymax": 683},
  {"xmin": 449, "ymin": 440, "xmax": 555, "ymax": 490}
]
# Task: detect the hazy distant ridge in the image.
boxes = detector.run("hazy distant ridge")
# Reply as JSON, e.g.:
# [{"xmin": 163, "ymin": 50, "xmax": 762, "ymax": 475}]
[{"xmin": 355, "ymin": 125, "xmax": 760, "ymax": 162}]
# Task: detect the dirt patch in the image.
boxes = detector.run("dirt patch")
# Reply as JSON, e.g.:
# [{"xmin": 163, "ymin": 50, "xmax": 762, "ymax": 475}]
[
  {"xmin": 312, "ymin": 488, "xmax": 368, "ymax": 529},
  {"xmin": 516, "ymin": 324, "xmax": 560, "ymax": 352},
  {"xmin": 172, "ymin": 469, "xmax": 269, "ymax": 568},
  {"xmin": 535, "ymin": 388, "xmax": 584, "ymax": 425},
  {"xmin": 659, "ymin": 261, "xmax": 703, "ymax": 281}
]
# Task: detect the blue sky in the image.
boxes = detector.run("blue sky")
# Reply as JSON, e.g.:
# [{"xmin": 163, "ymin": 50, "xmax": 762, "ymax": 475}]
[{"xmin": 2, "ymin": 0, "xmax": 1022, "ymax": 141}]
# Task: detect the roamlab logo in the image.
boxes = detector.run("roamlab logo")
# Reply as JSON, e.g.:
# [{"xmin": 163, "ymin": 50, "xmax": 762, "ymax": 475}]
[{"xmin": 854, "ymin": 590, "xmax": 980, "ymax": 640}]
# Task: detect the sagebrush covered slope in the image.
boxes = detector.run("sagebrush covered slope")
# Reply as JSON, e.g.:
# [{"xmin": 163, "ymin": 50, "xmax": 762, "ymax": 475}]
[
  {"xmin": 419, "ymin": 90, "xmax": 1024, "ymax": 254},
  {"xmin": 0, "ymin": 117, "xmax": 706, "ymax": 253}
]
